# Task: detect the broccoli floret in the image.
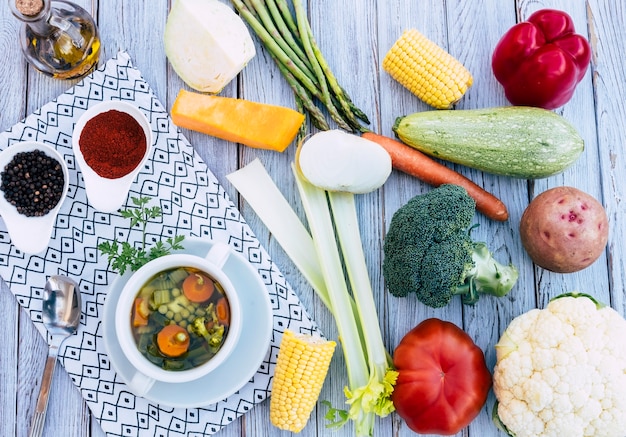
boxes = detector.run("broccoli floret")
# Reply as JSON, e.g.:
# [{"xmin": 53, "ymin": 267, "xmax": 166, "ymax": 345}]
[
  {"xmin": 383, "ymin": 184, "xmax": 519, "ymax": 308},
  {"xmin": 189, "ymin": 316, "xmax": 225, "ymax": 349}
]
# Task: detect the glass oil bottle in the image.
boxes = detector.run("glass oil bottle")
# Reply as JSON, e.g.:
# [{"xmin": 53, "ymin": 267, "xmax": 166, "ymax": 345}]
[{"xmin": 9, "ymin": 0, "xmax": 101, "ymax": 79}]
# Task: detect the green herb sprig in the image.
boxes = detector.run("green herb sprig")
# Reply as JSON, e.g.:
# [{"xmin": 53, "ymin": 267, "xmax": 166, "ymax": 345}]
[{"xmin": 98, "ymin": 196, "xmax": 185, "ymax": 274}]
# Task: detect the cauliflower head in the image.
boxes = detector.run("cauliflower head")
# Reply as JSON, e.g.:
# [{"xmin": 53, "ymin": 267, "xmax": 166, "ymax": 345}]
[{"xmin": 493, "ymin": 293, "xmax": 626, "ymax": 437}]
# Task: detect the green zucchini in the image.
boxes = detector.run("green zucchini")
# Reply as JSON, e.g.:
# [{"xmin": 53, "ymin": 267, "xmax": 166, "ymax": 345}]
[{"xmin": 392, "ymin": 106, "xmax": 584, "ymax": 179}]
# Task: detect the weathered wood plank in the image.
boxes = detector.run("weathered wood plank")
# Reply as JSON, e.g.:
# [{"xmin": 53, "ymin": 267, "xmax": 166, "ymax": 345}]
[
  {"xmin": 306, "ymin": 0, "xmax": 392, "ymax": 436},
  {"xmin": 585, "ymin": 0, "xmax": 626, "ymax": 317},
  {"xmin": 1, "ymin": 0, "xmax": 625, "ymax": 436},
  {"xmin": 9, "ymin": 1, "xmax": 95, "ymax": 435},
  {"xmin": 0, "ymin": 3, "xmax": 28, "ymax": 437},
  {"xmin": 0, "ymin": 282, "xmax": 19, "ymax": 437},
  {"xmin": 229, "ymin": 0, "xmax": 333, "ymax": 433},
  {"xmin": 445, "ymin": 1, "xmax": 531, "ymax": 435},
  {"xmin": 517, "ymin": 0, "xmax": 611, "ymax": 306},
  {"xmin": 376, "ymin": 2, "xmax": 472, "ymax": 437}
]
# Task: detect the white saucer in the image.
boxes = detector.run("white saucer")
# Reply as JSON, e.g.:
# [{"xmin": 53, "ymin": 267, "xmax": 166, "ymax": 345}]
[{"xmin": 102, "ymin": 237, "xmax": 273, "ymax": 408}]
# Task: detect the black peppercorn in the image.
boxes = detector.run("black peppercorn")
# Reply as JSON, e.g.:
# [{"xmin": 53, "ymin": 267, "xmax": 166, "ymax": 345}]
[{"xmin": 0, "ymin": 149, "xmax": 65, "ymax": 217}]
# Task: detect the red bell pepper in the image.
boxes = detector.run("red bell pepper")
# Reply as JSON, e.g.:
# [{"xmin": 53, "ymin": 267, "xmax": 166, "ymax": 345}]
[
  {"xmin": 392, "ymin": 318, "xmax": 492, "ymax": 435},
  {"xmin": 492, "ymin": 9, "xmax": 591, "ymax": 109}
]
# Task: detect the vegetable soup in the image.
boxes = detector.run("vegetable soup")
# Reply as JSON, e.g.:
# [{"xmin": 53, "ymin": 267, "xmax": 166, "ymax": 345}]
[{"xmin": 130, "ymin": 266, "xmax": 231, "ymax": 371}]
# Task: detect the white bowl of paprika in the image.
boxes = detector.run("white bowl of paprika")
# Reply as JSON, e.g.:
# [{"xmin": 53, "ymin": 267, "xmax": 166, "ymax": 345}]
[{"xmin": 72, "ymin": 100, "xmax": 153, "ymax": 213}]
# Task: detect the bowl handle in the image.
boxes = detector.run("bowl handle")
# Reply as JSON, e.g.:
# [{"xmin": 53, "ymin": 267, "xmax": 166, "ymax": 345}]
[
  {"xmin": 128, "ymin": 371, "xmax": 156, "ymax": 396},
  {"xmin": 205, "ymin": 242, "xmax": 231, "ymax": 268}
]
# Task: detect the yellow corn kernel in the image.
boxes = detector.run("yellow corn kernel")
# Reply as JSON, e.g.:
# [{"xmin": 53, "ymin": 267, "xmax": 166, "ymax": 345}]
[
  {"xmin": 270, "ymin": 330, "xmax": 336, "ymax": 433},
  {"xmin": 383, "ymin": 28, "xmax": 473, "ymax": 109}
]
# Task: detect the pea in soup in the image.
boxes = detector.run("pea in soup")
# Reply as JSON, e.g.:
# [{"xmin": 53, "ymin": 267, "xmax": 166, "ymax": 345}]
[{"xmin": 131, "ymin": 266, "xmax": 231, "ymax": 371}]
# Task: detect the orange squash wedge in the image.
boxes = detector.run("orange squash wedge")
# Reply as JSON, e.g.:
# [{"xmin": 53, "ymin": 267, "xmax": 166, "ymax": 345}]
[{"xmin": 171, "ymin": 89, "xmax": 305, "ymax": 152}]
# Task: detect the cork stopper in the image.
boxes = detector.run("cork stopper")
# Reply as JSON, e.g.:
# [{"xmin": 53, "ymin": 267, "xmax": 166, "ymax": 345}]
[{"xmin": 15, "ymin": 0, "xmax": 44, "ymax": 16}]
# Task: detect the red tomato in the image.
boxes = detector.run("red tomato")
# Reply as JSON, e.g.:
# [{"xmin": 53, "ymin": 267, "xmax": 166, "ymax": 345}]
[{"xmin": 392, "ymin": 318, "xmax": 492, "ymax": 435}]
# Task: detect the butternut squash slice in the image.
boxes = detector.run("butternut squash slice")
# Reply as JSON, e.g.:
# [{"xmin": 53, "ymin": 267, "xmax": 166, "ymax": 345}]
[{"xmin": 171, "ymin": 89, "xmax": 305, "ymax": 152}]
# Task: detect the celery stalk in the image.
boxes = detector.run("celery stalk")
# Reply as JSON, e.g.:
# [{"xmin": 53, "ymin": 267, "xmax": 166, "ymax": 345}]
[
  {"xmin": 328, "ymin": 192, "xmax": 386, "ymax": 364},
  {"xmin": 291, "ymin": 165, "xmax": 369, "ymax": 384},
  {"xmin": 227, "ymin": 159, "xmax": 362, "ymax": 317},
  {"xmin": 328, "ymin": 192, "xmax": 397, "ymax": 419},
  {"xmin": 294, "ymin": 167, "xmax": 397, "ymax": 433},
  {"xmin": 228, "ymin": 158, "xmax": 395, "ymax": 435},
  {"xmin": 292, "ymin": 164, "xmax": 374, "ymax": 436},
  {"xmin": 226, "ymin": 159, "xmax": 331, "ymax": 309}
]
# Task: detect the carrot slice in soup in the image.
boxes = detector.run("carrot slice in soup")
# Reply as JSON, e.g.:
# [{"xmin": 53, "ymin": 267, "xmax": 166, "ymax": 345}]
[
  {"xmin": 216, "ymin": 297, "xmax": 230, "ymax": 326},
  {"xmin": 132, "ymin": 298, "xmax": 149, "ymax": 327},
  {"xmin": 156, "ymin": 324, "xmax": 190, "ymax": 357},
  {"xmin": 182, "ymin": 272, "xmax": 215, "ymax": 303}
]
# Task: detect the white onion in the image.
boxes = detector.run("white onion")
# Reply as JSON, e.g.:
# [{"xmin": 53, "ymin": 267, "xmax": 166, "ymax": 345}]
[{"xmin": 298, "ymin": 130, "xmax": 392, "ymax": 194}]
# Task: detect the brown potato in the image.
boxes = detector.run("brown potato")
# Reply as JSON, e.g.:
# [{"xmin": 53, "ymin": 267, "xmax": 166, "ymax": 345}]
[{"xmin": 519, "ymin": 186, "xmax": 609, "ymax": 273}]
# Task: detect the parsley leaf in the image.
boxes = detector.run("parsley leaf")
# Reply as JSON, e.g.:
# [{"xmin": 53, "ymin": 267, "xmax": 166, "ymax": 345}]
[{"xmin": 98, "ymin": 196, "xmax": 185, "ymax": 274}]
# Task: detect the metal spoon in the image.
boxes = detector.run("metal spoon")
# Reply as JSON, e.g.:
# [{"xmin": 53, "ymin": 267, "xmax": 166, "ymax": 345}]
[{"xmin": 29, "ymin": 275, "xmax": 81, "ymax": 437}]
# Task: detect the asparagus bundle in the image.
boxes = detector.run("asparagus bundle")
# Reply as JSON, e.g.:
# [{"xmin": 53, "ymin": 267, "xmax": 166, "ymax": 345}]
[{"xmin": 230, "ymin": 0, "xmax": 370, "ymax": 133}]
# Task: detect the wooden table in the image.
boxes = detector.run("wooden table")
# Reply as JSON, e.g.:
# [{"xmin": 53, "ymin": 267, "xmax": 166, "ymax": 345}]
[{"xmin": 1, "ymin": 0, "xmax": 624, "ymax": 436}]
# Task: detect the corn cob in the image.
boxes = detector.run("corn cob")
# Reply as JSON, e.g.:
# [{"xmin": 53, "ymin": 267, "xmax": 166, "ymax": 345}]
[
  {"xmin": 270, "ymin": 330, "xmax": 336, "ymax": 433},
  {"xmin": 383, "ymin": 28, "xmax": 473, "ymax": 109}
]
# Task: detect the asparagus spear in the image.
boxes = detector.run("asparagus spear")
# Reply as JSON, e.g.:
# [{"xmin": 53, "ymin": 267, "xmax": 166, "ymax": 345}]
[{"xmin": 231, "ymin": 0, "xmax": 369, "ymax": 133}]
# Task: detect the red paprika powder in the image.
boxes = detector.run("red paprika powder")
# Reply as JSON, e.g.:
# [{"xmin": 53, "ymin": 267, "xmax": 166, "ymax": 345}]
[{"xmin": 79, "ymin": 109, "xmax": 147, "ymax": 179}]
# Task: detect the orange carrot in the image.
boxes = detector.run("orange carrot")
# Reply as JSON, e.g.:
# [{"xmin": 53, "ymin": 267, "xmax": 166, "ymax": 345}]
[
  {"xmin": 132, "ymin": 298, "xmax": 149, "ymax": 327},
  {"xmin": 215, "ymin": 297, "xmax": 230, "ymax": 326},
  {"xmin": 182, "ymin": 272, "xmax": 215, "ymax": 303},
  {"xmin": 362, "ymin": 132, "xmax": 509, "ymax": 221},
  {"xmin": 156, "ymin": 324, "xmax": 190, "ymax": 357}
]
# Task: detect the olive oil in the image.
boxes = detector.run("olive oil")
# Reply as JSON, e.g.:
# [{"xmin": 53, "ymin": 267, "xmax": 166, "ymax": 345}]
[{"xmin": 10, "ymin": 0, "xmax": 100, "ymax": 79}]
